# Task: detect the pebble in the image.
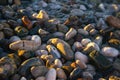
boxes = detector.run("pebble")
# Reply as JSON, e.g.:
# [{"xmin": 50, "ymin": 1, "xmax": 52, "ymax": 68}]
[
  {"xmin": 76, "ymin": 60, "xmax": 87, "ymax": 69},
  {"xmin": 70, "ymin": 9, "xmax": 84, "ymax": 16},
  {"xmin": 106, "ymin": 16, "xmax": 120, "ymax": 29},
  {"xmin": 77, "ymin": 29, "xmax": 89, "ymax": 36},
  {"xmin": 72, "ymin": 41, "xmax": 83, "ymax": 51},
  {"xmin": 35, "ymin": 50, "xmax": 48, "ymax": 56},
  {"xmin": 31, "ymin": 66, "xmax": 48, "ymax": 78},
  {"xmin": 75, "ymin": 51, "xmax": 88, "ymax": 63},
  {"xmin": 84, "ymin": 24, "xmax": 94, "ymax": 32},
  {"xmin": 20, "ymin": 77, "xmax": 27, "ymax": 80},
  {"xmin": 57, "ymin": 42, "xmax": 74, "ymax": 60},
  {"xmin": 46, "ymin": 68, "xmax": 56, "ymax": 80},
  {"xmin": 54, "ymin": 59, "xmax": 63, "ymax": 68},
  {"xmin": 9, "ymin": 35, "xmax": 41, "ymax": 51},
  {"xmin": 101, "ymin": 47, "xmax": 119, "ymax": 57},
  {"xmin": 9, "ymin": 36, "xmax": 21, "ymax": 43},
  {"xmin": 46, "ymin": 45, "xmax": 61, "ymax": 58},
  {"xmin": 81, "ymin": 38, "xmax": 91, "ymax": 46},
  {"xmin": 36, "ymin": 10, "xmax": 49, "ymax": 21},
  {"xmin": 56, "ymin": 68, "xmax": 67, "ymax": 79},
  {"xmin": 83, "ymin": 42, "xmax": 100, "ymax": 53},
  {"xmin": 65, "ymin": 28, "xmax": 77, "ymax": 40}
]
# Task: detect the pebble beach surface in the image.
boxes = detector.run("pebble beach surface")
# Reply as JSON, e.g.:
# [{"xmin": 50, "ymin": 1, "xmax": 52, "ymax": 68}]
[{"xmin": 0, "ymin": 0, "xmax": 120, "ymax": 80}]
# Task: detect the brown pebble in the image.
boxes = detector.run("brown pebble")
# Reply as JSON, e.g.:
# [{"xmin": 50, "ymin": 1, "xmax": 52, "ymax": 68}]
[
  {"xmin": 106, "ymin": 16, "xmax": 120, "ymax": 29},
  {"xmin": 56, "ymin": 68, "xmax": 67, "ymax": 79}
]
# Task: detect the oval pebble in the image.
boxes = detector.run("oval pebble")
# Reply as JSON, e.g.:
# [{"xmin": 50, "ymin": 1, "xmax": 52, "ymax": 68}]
[
  {"xmin": 75, "ymin": 51, "xmax": 88, "ymax": 63},
  {"xmin": 101, "ymin": 47, "xmax": 119, "ymax": 57},
  {"xmin": 46, "ymin": 68, "xmax": 56, "ymax": 80}
]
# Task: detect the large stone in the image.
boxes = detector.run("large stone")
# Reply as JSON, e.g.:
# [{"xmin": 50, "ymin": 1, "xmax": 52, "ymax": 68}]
[
  {"xmin": 47, "ymin": 38, "xmax": 74, "ymax": 60},
  {"xmin": 106, "ymin": 16, "xmax": 120, "ymax": 29}
]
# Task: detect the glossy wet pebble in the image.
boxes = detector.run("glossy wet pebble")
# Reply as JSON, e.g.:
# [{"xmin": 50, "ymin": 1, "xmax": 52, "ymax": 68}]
[
  {"xmin": 75, "ymin": 51, "xmax": 88, "ymax": 63},
  {"xmin": 101, "ymin": 47, "xmax": 119, "ymax": 57},
  {"xmin": 65, "ymin": 28, "xmax": 77, "ymax": 40}
]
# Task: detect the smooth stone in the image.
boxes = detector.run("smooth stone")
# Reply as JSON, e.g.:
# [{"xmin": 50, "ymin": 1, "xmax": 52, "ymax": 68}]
[
  {"xmin": 35, "ymin": 50, "xmax": 48, "ymax": 56},
  {"xmin": 46, "ymin": 68, "xmax": 56, "ymax": 80},
  {"xmin": 39, "ymin": 44, "xmax": 47, "ymax": 50},
  {"xmin": 48, "ymin": 19, "xmax": 60, "ymax": 25},
  {"xmin": 56, "ymin": 68, "xmax": 67, "ymax": 79},
  {"xmin": 65, "ymin": 28, "xmax": 77, "ymax": 40},
  {"xmin": 94, "ymin": 36, "xmax": 103, "ymax": 47},
  {"xmin": 75, "ymin": 51, "xmax": 88, "ymax": 63},
  {"xmin": 47, "ymin": 38, "xmax": 74, "ymax": 60},
  {"xmin": 19, "ymin": 57, "xmax": 44, "ymax": 76},
  {"xmin": 80, "ymin": 5, "xmax": 87, "ymax": 10},
  {"xmin": 54, "ymin": 59, "xmax": 63, "ymax": 68},
  {"xmin": 101, "ymin": 47, "xmax": 119, "ymax": 57},
  {"xmin": 70, "ymin": 67, "xmax": 82, "ymax": 80},
  {"xmin": 77, "ymin": 29, "xmax": 89, "ymax": 36},
  {"xmin": 0, "ymin": 31, "xmax": 4, "ymax": 40},
  {"xmin": 83, "ymin": 42, "xmax": 100, "ymax": 53},
  {"xmin": 57, "ymin": 42, "xmax": 74, "ymax": 60},
  {"xmin": 38, "ymin": 28, "xmax": 49, "ymax": 35},
  {"xmin": 9, "ymin": 36, "xmax": 21, "ymax": 43},
  {"xmin": 85, "ymin": 65, "xmax": 96, "ymax": 76},
  {"xmin": 20, "ymin": 77, "xmax": 27, "ymax": 80},
  {"xmin": 98, "ymin": 3, "xmax": 105, "ymax": 11},
  {"xmin": 72, "ymin": 41, "xmax": 83, "ymax": 51},
  {"xmin": 14, "ymin": 26, "xmax": 28, "ymax": 37},
  {"xmin": 106, "ymin": 16, "xmax": 120, "ymax": 29},
  {"xmin": 57, "ymin": 24, "xmax": 69, "ymax": 33},
  {"xmin": 36, "ymin": 10, "xmax": 49, "ymax": 21},
  {"xmin": 84, "ymin": 24, "xmax": 94, "ymax": 32},
  {"xmin": 89, "ymin": 29, "xmax": 98, "ymax": 35},
  {"xmin": 76, "ymin": 60, "xmax": 87, "ymax": 69},
  {"xmin": 82, "ymin": 71, "xmax": 93, "ymax": 80},
  {"xmin": 70, "ymin": 9, "xmax": 84, "ymax": 16},
  {"xmin": 31, "ymin": 66, "xmax": 48, "ymax": 78},
  {"xmin": 46, "ymin": 45, "xmax": 61, "ymax": 58},
  {"xmin": 81, "ymin": 38, "xmax": 91, "ymax": 46},
  {"xmin": 9, "ymin": 35, "xmax": 41, "ymax": 51},
  {"xmin": 35, "ymin": 76, "xmax": 45, "ymax": 80},
  {"xmin": 53, "ymin": 32, "xmax": 64, "ymax": 39}
]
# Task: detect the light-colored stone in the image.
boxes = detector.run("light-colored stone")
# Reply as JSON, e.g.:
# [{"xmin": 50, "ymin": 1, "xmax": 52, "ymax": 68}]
[
  {"xmin": 101, "ymin": 47, "xmax": 119, "ymax": 57},
  {"xmin": 54, "ymin": 59, "xmax": 63, "ymax": 68},
  {"xmin": 65, "ymin": 28, "xmax": 77, "ymax": 40},
  {"xmin": 9, "ymin": 35, "xmax": 41, "ymax": 51},
  {"xmin": 81, "ymin": 38, "xmax": 91, "ymax": 46},
  {"xmin": 75, "ymin": 51, "xmax": 88, "ymax": 63},
  {"xmin": 46, "ymin": 68, "xmax": 56, "ymax": 80},
  {"xmin": 76, "ymin": 60, "xmax": 87, "ymax": 69},
  {"xmin": 56, "ymin": 68, "xmax": 67, "ymax": 79}
]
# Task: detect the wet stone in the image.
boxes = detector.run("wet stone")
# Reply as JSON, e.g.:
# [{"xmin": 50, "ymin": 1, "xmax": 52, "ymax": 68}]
[{"xmin": 31, "ymin": 66, "xmax": 48, "ymax": 78}]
